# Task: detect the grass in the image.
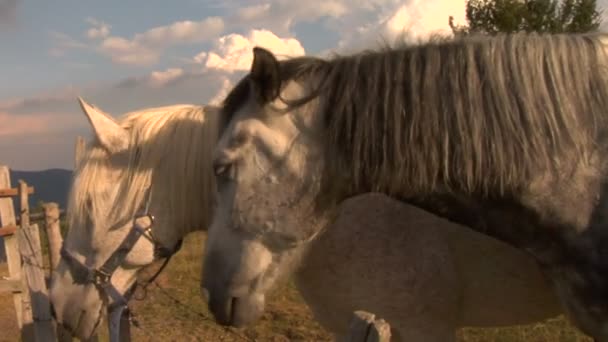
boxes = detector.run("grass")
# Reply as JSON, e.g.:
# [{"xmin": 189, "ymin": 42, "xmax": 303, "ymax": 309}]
[{"xmin": 0, "ymin": 230, "xmax": 594, "ymax": 341}]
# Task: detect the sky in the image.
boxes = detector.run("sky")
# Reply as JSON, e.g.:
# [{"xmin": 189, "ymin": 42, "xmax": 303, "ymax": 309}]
[{"xmin": 1, "ymin": 0, "xmax": 607, "ymax": 170}]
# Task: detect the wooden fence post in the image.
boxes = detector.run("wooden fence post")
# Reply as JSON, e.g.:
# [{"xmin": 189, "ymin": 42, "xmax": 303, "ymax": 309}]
[
  {"xmin": 345, "ymin": 311, "xmax": 391, "ymax": 342},
  {"xmin": 17, "ymin": 180, "xmax": 37, "ymax": 342},
  {"xmin": 0, "ymin": 166, "xmax": 25, "ymax": 330},
  {"xmin": 17, "ymin": 222, "xmax": 56, "ymax": 341},
  {"xmin": 75, "ymin": 135, "xmax": 86, "ymax": 168},
  {"xmin": 42, "ymin": 201, "xmax": 74, "ymax": 342},
  {"xmin": 42, "ymin": 202, "xmax": 62, "ymax": 273}
]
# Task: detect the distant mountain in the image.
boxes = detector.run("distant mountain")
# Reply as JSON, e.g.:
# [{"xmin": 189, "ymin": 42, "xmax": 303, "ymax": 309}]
[
  {"xmin": 10, "ymin": 169, "xmax": 73, "ymax": 210},
  {"xmin": 0, "ymin": 169, "xmax": 73, "ymax": 261}
]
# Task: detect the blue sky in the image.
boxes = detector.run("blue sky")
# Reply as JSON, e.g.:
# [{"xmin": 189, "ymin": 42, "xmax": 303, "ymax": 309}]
[{"xmin": 2, "ymin": 0, "xmax": 606, "ymax": 170}]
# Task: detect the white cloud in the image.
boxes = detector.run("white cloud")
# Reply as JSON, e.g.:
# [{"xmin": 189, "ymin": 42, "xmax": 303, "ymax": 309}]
[
  {"xmin": 50, "ymin": 0, "xmax": 401, "ymax": 66},
  {"xmin": 52, "ymin": 16, "xmax": 226, "ymax": 66},
  {"xmin": 85, "ymin": 17, "xmax": 111, "ymax": 39},
  {"xmin": 48, "ymin": 31, "xmax": 89, "ymax": 57},
  {"xmin": 194, "ymin": 29, "xmax": 305, "ymax": 72},
  {"xmin": 27, "ymin": 0, "xmax": 471, "ymax": 170},
  {"xmin": 208, "ymin": 76, "xmax": 234, "ymax": 105},
  {"xmin": 146, "ymin": 68, "xmax": 185, "ymax": 88},
  {"xmin": 229, "ymin": 0, "xmax": 355, "ymax": 36},
  {"xmin": 334, "ymin": 0, "xmax": 466, "ymax": 53},
  {"xmin": 236, "ymin": 3, "xmax": 272, "ymax": 21}
]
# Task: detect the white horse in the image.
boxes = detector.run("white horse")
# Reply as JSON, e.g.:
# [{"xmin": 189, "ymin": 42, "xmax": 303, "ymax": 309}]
[
  {"xmin": 203, "ymin": 34, "xmax": 608, "ymax": 340},
  {"xmin": 49, "ymin": 99, "xmax": 219, "ymax": 340},
  {"xmin": 50, "ymin": 98, "xmax": 559, "ymax": 341}
]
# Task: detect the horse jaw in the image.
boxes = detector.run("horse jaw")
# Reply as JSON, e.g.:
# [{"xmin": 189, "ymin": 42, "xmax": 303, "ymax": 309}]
[{"xmin": 78, "ymin": 97, "xmax": 129, "ymax": 154}]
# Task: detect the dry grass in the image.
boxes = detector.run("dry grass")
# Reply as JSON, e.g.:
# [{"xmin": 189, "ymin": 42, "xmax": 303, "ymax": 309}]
[{"xmin": 0, "ymin": 231, "xmax": 594, "ymax": 341}]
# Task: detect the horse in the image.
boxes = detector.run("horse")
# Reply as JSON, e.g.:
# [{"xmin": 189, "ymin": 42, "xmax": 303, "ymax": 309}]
[
  {"xmin": 296, "ymin": 192, "xmax": 562, "ymax": 341},
  {"xmin": 203, "ymin": 32, "xmax": 608, "ymax": 341},
  {"xmin": 49, "ymin": 99, "xmax": 219, "ymax": 340},
  {"xmin": 49, "ymin": 99, "xmax": 561, "ymax": 341}
]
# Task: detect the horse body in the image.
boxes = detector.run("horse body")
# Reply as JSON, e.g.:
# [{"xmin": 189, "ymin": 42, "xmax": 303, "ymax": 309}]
[
  {"xmin": 296, "ymin": 193, "xmax": 561, "ymax": 341},
  {"xmin": 205, "ymin": 33, "xmax": 608, "ymax": 340}
]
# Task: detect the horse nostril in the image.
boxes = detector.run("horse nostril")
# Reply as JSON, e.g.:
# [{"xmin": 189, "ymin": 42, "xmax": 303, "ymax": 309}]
[{"xmin": 50, "ymin": 303, "xmax": 57, "ymax": 320}]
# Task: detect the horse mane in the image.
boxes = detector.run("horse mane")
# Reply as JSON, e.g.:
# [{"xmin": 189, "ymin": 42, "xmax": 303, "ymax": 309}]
[
  {"xmin": 67, "ymin": 104, "xmax": 220, "ymax": 236},
  {"xmin": 248, "ymin": 33, "xmax": 608, "ymax": 207}
]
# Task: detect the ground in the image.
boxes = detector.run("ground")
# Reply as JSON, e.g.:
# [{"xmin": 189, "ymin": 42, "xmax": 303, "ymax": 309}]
[{"xmin": 0, "ymin": 231, "xmax": 595, "ymax": 341}]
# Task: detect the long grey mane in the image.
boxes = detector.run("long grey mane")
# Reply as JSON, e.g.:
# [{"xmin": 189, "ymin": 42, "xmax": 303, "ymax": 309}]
[
  {"xmin": 221, "ymin": 34, "xmax": 608, "ymax": 208},
  {"xmin": 267, "ymin": 33, "xmax": 608, "ymax": 207}
]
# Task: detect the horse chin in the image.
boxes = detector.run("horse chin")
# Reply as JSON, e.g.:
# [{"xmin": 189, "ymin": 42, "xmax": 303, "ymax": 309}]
[
  {"xmin": 54, "ymin": 297, "xmax": 104, "ymax": 341},
  {"xmin": 50, "ymin": 277, "xmax": 104, "ymax": 340},
  {"xmin": 72, "ymin": 310, "xmax": 104, "ymax": 342},
  {"xmin": 208, "ymin": 293, "xmax": 266, "ymax": 327}
]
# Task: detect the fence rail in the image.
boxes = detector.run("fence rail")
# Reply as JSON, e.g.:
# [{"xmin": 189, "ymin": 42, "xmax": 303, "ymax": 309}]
[
  {"xmin": 0, "ymin": 166, "xmax": 57, "ymax": 341},
  {"xmin": 15, "ymin": 210, "xmax": 66, "ymax": 225}
]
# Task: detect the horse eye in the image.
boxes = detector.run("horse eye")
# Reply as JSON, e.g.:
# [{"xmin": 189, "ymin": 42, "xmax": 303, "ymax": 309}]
[{"xmin": 213, "ymin": 161, "xmax": 236, "ymax": 180}]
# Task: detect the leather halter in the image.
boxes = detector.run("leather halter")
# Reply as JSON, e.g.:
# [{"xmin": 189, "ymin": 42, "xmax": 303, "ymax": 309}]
[{"xmin": 60, "ymin": 186, "xmax": 183, "ymax": 341}]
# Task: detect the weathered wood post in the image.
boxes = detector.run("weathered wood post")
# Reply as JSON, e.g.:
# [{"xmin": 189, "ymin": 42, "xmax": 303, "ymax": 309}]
[
  {"xmin": 345, "ymin": 311, "xmax": 391, "ymax": 342},
  {"xmin": 75, "ymin": 135, "xmax": 86, "ymax": 168},
  {"xmin": 42, "ymin": 202, "xmax": 62, "ymax": 273},
  {"xmin": 17, "ymin": 220, "xmax": 57, "ymax": 342},
  {"xmin": 18, "ymin": 180, "xmax": 57, "ymax": 341},
  {"xmin": 0, "ymin": 166, "xmax": 26, "ymax": 332},
  {"xmin": 43, "ymin": 201, "xmax": 73, "ymax": 342},
  {"xmin": 17, "ymin": 180, "xmax": 35, "ymax": 341}
]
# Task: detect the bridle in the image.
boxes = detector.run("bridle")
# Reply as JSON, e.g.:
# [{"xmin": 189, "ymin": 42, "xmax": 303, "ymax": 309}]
[{"xmin": 59, "ymin": 186, "xmax": 183, "ymax": 341}]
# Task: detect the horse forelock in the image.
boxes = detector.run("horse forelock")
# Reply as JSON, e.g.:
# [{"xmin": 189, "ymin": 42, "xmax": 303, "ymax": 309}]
[
  {"xmin": 67, "ymin": 104, "xmax": 220, "ymax": 237},
  {"xmin": 242, "ymin": 33, "xmax": 608, "ymax": 208}
]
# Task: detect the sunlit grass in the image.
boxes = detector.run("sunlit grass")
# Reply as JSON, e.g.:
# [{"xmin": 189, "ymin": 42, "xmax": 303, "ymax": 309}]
[{"xmin": 0, "ymin": 231, "xmax": 593, "ymax": 341}]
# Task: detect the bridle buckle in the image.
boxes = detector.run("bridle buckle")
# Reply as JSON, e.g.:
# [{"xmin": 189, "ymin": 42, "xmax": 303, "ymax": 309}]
[{"xmin": 92, "ymin": 269, "xmax": 111, "ymax": 285}]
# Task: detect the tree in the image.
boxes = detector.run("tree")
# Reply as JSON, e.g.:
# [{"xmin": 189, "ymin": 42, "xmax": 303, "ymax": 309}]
[{"xmin": 449, "ymin": 0, "xmax": 603, "ymax": 35}]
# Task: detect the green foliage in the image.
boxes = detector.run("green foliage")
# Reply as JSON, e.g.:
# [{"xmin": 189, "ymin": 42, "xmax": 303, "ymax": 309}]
[{"xmin": 450, "ymin": 0, "xmax": 603, "ymax": 35}]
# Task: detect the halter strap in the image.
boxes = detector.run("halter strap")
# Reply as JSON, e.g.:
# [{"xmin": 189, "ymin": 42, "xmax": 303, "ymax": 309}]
[{"xmin": 59, "ymin": 185, "xmax": 183, "ymax": 341}]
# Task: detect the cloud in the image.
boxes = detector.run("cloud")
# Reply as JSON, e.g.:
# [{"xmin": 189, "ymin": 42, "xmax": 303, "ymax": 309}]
[
  {"xmin": 0, "ymin": 85, "xmax": 87, "ymax": 114},
  {"xmin": 334, "ymin": 0, "xmax": 466, "ymax": 53},
  {"xmin": 0, "ymin": 65, "xmax": 239, "ymax": 170},
  {"xmin": 0, "ymin": 0, "xmax": 19, "ymax": 29},
  {"xmin": 48, "ymin": 0, "xmax": 386, "ymax": 65},
  {"xmin": 208, "ymin": 76, "xmax": 234, "ymax": 105},
  {"xmin": 52, "ymin": 16, "xmax": 226, "ymax": 66},
  {"xmin": 193, "ymin": 29, "xmax": 305, "ymax": 72},
  {"xmin": 21, "ymin": 0, "xmax": 471, "ymax": 170},
  {"xmin": 146, "ymin": 68, "xmax": 185, "ymax": 87},
  {"xmin": 95, "ymin": 17, "xmax": 225, "ymax": 66},
  {"xmin": 85, "ymin": 17, "xmax": 111, "ymax": 39},
  {"xmin": 49, "ymin": 31, "xmax": 89, "ymax": 57},
  {"xmin": 0, "ymin": 109, "xmax": 83, "ymax": 140},
  {"xmin": 232, "ymin": 1, "xmax": 349, "ymax": 35}
]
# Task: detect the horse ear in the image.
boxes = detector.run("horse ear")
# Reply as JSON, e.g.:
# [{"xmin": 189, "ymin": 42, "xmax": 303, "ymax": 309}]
[
  {"xmin": 250, "ymin": 47, "xmax": 281, "ymax": 104},
  {"xmin": 77, "ymin": 97, "xmax": 129, "ymax": 154}
]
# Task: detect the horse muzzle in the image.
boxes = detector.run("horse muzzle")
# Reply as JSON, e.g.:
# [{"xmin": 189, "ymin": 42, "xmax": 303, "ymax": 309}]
[{"xmin": 205, "ymin": 289, "xmax": 266, "ymax": 327}]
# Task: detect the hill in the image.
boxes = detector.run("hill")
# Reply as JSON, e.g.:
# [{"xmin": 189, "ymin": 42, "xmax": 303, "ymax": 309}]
[
  {"xmin": 0, "ymin": 168, "xmax": 72, "ymax": 261},
  {"xmin": 9, "ymin": 168, "xmax": 72, "ymax": 210}
]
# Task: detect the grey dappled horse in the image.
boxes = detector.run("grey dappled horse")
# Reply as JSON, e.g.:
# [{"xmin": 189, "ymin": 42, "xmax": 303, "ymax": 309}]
[{"xmin": 203, "ymin": 33, "xmax": 608, "ymax": 341}]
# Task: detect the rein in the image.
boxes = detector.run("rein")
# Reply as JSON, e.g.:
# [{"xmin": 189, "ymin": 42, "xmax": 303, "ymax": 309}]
[{"xmin": 60, "ymin": 186, "xmax": 183, "ymax": 341}]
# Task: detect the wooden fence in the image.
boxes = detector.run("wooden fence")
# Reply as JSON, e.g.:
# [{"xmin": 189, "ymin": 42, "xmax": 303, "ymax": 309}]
[{"xmin": 0, "ymin": 166, "xmax": 57, "ymax": 341}]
